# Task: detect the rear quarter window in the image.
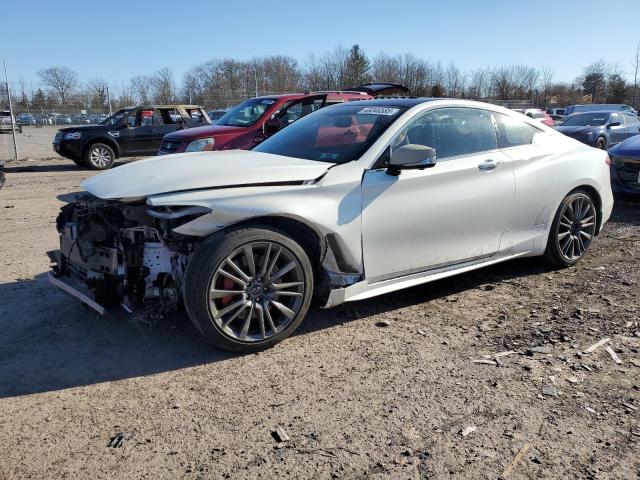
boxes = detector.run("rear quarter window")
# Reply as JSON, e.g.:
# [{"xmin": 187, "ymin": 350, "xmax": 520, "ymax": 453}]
[{"xmin": 494, "ymin": 113, "xmax": 541, "ymax": 148}]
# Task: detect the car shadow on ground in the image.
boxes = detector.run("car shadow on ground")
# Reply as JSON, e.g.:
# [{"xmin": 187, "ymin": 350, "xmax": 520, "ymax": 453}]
[
  {"xmin": 4, "ymin": 160, "xmax": 129, "ymax": 173},
  {"xmin": 0, "ymin": 257, "xmax": 550, "ymax": 399},
  {"xmin": 0, "ymin": 202, "xmax": 637, "ymax": 399}
]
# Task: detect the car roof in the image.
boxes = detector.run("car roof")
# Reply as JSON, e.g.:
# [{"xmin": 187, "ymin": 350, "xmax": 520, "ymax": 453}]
[
  {"xmin": 130, "ymin": 104, "xmax": 205, "ymax": 109},
  {"xmin": 332, "ymin": 97, "xmax": 436, "ymax": 108},
  {"xmin": 251, "ymin": 91, "xmax": 371, "ymax": 101},
  {"xmin": 569, "ymin": 110, "xmax": 615, "ymax": 115}
]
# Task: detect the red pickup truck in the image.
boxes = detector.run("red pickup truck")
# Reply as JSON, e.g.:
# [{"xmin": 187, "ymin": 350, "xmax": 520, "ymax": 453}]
[{"xmin": 158, "ymin": 83, "xmax": 408, "ymax": 155}]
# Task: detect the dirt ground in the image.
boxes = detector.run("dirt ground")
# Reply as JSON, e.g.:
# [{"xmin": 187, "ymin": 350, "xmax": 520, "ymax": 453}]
[
  {"xmin": 0, "ymin": 157, "xmax": 639, "ymax": 480},
  {"xmin": 0, "ymin": 126, "xmax": 63, "ymax": 162}
]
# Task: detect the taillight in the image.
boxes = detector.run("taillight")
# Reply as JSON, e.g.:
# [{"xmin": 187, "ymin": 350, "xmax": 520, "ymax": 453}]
[{"xmin": 605, "ymin": 154, "xmax": 611, "ymax": 166}]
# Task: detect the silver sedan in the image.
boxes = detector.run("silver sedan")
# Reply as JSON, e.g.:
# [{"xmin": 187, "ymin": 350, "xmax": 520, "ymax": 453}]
[{"xmin": 50, "ymin": 98, "xmax": 614, "ymax": 352}]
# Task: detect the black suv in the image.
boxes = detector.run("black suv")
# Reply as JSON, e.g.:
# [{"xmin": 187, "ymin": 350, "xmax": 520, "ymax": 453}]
[{"xmin": 53, "ymin": 105, "xmax": 210, "ymax": 169}]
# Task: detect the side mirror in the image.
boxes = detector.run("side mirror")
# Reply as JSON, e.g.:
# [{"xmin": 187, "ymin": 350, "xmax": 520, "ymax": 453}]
[
  {"xmin": 387, "ymin": 144, "xmax": 437, "ymax": 175},
  {"xmin": 607, "ymin": 121, "xmax": 621, "ymax": 128}
]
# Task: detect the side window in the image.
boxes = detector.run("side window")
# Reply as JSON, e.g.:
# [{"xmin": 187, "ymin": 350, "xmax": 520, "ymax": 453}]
[
  {"xmin": 391, "ymin": 107, "xmax": 498, "ymax": 160},
  {"xmin": 276, "ymin": 97, "xmax": 325, "ymax": 128},
  {"xmin": 140, "ymin": 109, "xmax": 154, "ymax": 126},
  {"xmin": 622, "ymin": 114, "xmax": 636, "ymax": 126},
  {"xmin": 125, "ymin": 110, "xmax": 137, "ymax": 127},
  {"xmin": 610, "ymin": 113, "xmax": 622, "ymax": 125},
  {"xmin": 494, "ymin": 113, "xmax": 541, "ymax": 148},
  {"xmin": 185, "ymin": 108, "xmax": 207, "ymax": 124},
  {"xmin": 156, "ymin": 108, "xmax": 182, "ymax": 125}
]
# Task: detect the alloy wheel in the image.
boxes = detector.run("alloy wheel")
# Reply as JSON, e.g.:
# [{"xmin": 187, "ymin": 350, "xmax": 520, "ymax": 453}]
[
  {"xmin": 556, "ymin": 196, "xmax": 596, "ymax": 261},
  {"xmin": 90, "ymin": 147, "xmax": 112, "ymax": 167},
  {"xmin": 207, "ymin": 241, "xmax": 306, "ymax": 342}
]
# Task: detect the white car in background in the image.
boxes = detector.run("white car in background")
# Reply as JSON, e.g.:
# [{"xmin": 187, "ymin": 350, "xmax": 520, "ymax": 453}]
[{"xmin": 50, "ymin": 98, "xmax": 614, "ymax": 352}]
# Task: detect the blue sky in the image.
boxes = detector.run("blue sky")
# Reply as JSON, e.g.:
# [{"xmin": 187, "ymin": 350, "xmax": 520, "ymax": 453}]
[{"xmin": 3, "ymin": 0, "xmax": 640, "ymax": 85}]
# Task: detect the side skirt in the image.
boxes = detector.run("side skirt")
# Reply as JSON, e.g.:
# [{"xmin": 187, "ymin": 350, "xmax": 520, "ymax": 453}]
[{"xmin": 323, "ymin": 251, "xmax": 533, "ymax": 308}]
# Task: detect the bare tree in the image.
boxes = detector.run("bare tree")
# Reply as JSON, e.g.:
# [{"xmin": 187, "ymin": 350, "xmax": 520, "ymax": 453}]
[
  {"xmin": 444, "ymin": 61, "xmax": 464, "ymax": 97},
  {"xmin": 87, "ymin": 77, "xmax": 109, "ymax": 109},
  {"xmin": 540, "ymin": 65, "xmax": 554, "ymax": 104},
  {"xmin": 37, "ymin": 66, "xmax": 78, "ymax": 104},
  {"xmin": 130, "ymin": 75, "xmax": 153, "ymax": 104},
  {"xmin": 152, "ymin": 68, "xmax": 175, "ymax": 104}
]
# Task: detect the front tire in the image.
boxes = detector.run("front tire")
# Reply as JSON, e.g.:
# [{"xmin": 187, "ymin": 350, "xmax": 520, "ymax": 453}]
[
  {"xmin": 543, "ymin": 190, "xmax": 597, "ymax": 267},
  {"xmin": 596, "ymin": 136, "xmax": 607, "ymax": 150},
  {"xmin": 84, "ymin": 143, "xmax": 115, "ymax": 170},
  {"xmin": 184, "ymin": 226, "xmax": 314, "ymax": 352}
]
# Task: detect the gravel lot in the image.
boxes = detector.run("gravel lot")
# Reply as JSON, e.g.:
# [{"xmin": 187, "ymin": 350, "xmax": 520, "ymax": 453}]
[
  {"xmin": 0, "ymin": 126, "xmax": 62, "ymax": 162},
  {"xmin": 0, "ymin": 158, "xmax": 639, "ymax": 479}
]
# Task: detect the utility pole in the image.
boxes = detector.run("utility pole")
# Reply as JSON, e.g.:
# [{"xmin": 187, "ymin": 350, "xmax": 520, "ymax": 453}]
[
  {"xmin": 4, "ymin": 60, "xmax": 19, "ymax": 161},
  {"xmin": 106, "ymin": 85, "xmax": 113, "ymax": 115}
]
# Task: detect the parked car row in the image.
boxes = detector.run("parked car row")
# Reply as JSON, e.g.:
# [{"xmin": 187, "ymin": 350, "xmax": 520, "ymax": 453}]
[
  {"xmin": 52, "ymin": 83, "xmax": 408, "ymax": 169},
  {"xmin": 48, "ymin": 97, "xmax": 614, "ymax": 351}
]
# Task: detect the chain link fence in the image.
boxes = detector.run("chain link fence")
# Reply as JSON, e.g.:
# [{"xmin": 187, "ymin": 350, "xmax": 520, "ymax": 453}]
[{"xmin": 0, "ymin": 80, "xmax": 293, "ymax": 162}]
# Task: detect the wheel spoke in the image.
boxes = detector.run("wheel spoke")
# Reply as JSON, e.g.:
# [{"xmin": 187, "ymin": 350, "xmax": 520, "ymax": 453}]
[
  {"xmin": 579, "ymin": 230, "xmax": 592, "ymax": 240},
  {"xmin": 576, "ymin": 235, "xmax": 585, "ymax": 254},
  {"xmin": 265, "ymin": 246, "xmax": 282, "ymax": 278},
  {"xmin": 565, "ymin": 203, "xmax": 575, "ymax": 219},
  {"xmin": 257, "ymin": 304, "xmax": 266, "ymax": 339},
  {"xmin": 260, "ymin": 243, "xmax": 272, "ymax": 276},
  {"xmin": 263, "ymin": 301, "xmax": 277, "ymax": 334},
  {"xmin": 271, "ymin": 281, "xmax": 304, "ymax": 290},
  {"xmin": 239, "ymin": 301, "xmax": 255, "ymax": 340},
  {"xmin": 269, "ymin": 299, "xmax": 295, "ymax": 320},
  {"xmin": 221, "ymin": 302, "xmax": 249, "ymax": 327},
  {"xmin": 217, "ymin": 299, "xmax": 247, "ymax": 322},
  {"xmin": 558, "ymin": 231, "xmax": 570, "ymax": 240},
  {"xmin": 218, "ymin": 269, "xmax": 247, "ymax": 287},
  {"xmin": 226, "ymin": 257, "xmax": 250, "ymax": 282},
  {"xmin": 271, "ymin": 261, "xmax": 296, "ymax": 282},
  {"xmin": 273, "ymin": 291, "xmax": 303, "ymax": 298},
  {"xmin": 210, "ymin": 289, "xmax": 244, "ymax": 299},
  {"xmin": 243, "ymin": 245, "xmax": 256, "ymax": 277}
]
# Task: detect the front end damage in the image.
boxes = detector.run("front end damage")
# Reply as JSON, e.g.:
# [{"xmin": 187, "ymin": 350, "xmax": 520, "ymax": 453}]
[
  {"xmin": 49, "ymin": 193, "xmax": 362, "ymax": 321},
  {"xmin": 49, "ymin": 194, "xmax": 207, "ymax": 318}
]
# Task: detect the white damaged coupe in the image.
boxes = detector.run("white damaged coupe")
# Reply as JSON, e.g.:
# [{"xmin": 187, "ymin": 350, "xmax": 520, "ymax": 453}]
[{"xmin": 49, "ymin": 99, "xmax": 614, "ymax": 351}]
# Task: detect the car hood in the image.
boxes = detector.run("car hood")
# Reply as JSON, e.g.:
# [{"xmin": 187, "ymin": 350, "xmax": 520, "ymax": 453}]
[
  {"xmin": 58, "ymin": 125, "xmax": 107, "ymax": 132},
  {"xmin": 163, "ymin": 124, "xmax": 249, "ymax": 141},
  {"xmin": 609, "ymin": 133, "xmax": 640, "ymax": 157},
  {"xmin": 553, "ymin": 125, "xmax": 601, "ymax": 136},
  {"xmin": 81, "ymin": 150, "xmax": 333, "ymax": 200}
]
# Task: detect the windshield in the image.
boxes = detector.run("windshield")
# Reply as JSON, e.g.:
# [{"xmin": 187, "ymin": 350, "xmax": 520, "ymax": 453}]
[
  {"xmin": 101, "ymin": 109, "xmax": 134, "ymax": 125},
  {"xmin": 528, "ymin": 112, "xmax": 545, "ymax": 119},
  {"xmin": 561, "ymin": 113, "xmax": 611, "ymax": 127},
  {"xmin": 216, "ymin": 98, "xmax": 276, "ymax": 127},
  {"xmin": 254, "ymin": 104, "xmax": 407, "ymax": 163}
]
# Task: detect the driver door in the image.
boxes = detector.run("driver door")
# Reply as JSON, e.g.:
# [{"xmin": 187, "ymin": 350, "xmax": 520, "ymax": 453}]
[{"xmin": 361, "ymin": 107, "xmax": 515, "ymax": 282}]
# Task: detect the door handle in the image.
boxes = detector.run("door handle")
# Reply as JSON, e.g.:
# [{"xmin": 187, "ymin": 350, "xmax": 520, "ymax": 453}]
[{"xmin": 478, "ymin": 159, "xmax": 503, "ymax": 171}]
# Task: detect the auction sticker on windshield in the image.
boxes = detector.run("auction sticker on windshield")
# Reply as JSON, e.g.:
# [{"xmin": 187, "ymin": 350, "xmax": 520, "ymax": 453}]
[{"xmin": 357, "ymin": 107, "xmax": 400, "ymax": 116}]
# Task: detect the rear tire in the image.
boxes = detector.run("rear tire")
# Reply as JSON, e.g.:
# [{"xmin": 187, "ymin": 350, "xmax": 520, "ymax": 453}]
[
  {"xmin": 184, "ymin": 226, "xmax": 314, "ymax": 352},
  {"xmin": 543, "ymin": 190, "xmax": 597, "ymax": 267},
  {"xmin": 84, "ymin": 143, "xmax": 115, "ymax": 170}
]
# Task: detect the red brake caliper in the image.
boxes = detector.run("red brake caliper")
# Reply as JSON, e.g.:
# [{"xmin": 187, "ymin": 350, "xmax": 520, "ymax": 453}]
[{"xmin": 218, "ymin": 277, "xmax": 237, "ymax": 308}]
